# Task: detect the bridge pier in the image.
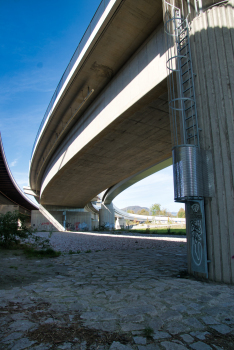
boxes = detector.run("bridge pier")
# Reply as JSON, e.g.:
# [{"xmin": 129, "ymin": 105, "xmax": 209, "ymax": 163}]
[
  {"xmin": 188, "ymin": 2, "xmax": 234, "ymax": 283},
  {"xmin": 99, "ymin": 203, "xmax": 115, "ymax": 230},
  {"xmin": 163, "ymin": 0, "xmax": 234, "ymax": 283}
]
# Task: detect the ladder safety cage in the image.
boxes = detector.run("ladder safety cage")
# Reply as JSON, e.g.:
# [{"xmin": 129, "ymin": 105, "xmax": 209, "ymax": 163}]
[{"xmin": 163, "ymin": 1, "xmax": 200, "ymax": 149}]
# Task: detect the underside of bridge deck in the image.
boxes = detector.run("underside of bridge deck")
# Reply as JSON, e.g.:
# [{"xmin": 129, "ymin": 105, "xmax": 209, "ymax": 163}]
[
  {"xmin": 30, "ymin": 0, "xmax": 165, "ymax": 194},
  {"xmin": 40, "ymin": 82, "xmax": 171, "ymax": 207}
]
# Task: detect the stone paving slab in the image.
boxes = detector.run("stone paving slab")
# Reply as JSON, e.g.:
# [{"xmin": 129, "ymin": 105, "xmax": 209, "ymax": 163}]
[{"xmin": 0, "ymin": 240, "xmax": 234, "ymax": 349}]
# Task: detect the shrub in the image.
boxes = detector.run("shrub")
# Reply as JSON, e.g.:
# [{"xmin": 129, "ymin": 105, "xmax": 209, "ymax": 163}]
[
  {"xmin": 0, "ymin": 211, "xmax": 30, "ymax": 247},
  {"xmin": 0, "ymin": 211, "xmax": 60, "ymax": 258}
]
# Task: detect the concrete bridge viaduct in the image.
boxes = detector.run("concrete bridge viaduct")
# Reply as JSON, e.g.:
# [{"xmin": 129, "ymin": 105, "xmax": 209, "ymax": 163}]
[{"xmin": 25, "ymin": 0, "xmax": 234, "ymax": 283}]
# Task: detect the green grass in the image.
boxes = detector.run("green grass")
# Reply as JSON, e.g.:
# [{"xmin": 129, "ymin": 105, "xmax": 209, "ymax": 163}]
[
  {"xmin": 143, "ymin": 326, "xmax": 154, "ymax": 338},
  {"xmin": 115, "ymin": 228, "xmax": 186, "ymax": 235},
  {"xmin": 85, "ymin": 249, "xmax": 92, "ymax": 253},
  {"xmin": 24, "ymin": 248, "xmax": 61, "ymax": 258}
]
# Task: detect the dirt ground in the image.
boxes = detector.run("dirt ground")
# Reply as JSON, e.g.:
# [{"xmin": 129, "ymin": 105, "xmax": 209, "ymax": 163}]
[
  {"xmin": 0, "ymin": 248, "xmax": 67, "ymax": 290},
  {"xmin": 1, "ymin": 246, "xmax": 234, "ymax": 350}
]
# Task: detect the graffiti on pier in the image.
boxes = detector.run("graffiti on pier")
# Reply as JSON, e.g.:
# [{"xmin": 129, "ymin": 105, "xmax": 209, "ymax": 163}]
[
  {"xmin": 189, "ymin": 200, "xmax": 208, "ymax": 276},
  {"xmin": 65, "ymin": 221, "xmax": 88, "ymax": 231},
  {"xmin": 36, "ymin": 222, "xmax": 56, "ymax": 232},
  {"xmin": 66, "ymin": 222, "xmax": 75, "ymax": 231}
]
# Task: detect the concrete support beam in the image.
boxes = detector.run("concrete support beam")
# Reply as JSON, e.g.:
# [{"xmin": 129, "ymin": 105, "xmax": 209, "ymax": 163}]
[
  {"xmin": 99, "ymin": 203, "xmax": 115, "ymax": 230},
  {"xmin": 189, "ymin": 1, "xmax": 234, "ymax": 283}
]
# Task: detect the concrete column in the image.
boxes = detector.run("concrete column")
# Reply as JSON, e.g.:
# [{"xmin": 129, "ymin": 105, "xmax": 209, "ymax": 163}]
[
  {"xmin": 99, "ymin": 203, "xmax": 115, "ymax": 230},
  {"xmin": 115, "ymin": 217, "xmax": 121, "ymax": 230},
  {"xmin": 119, "ymin": 218, "xmax": 126, "ymax": 228},
  {"xmin": 189, "ymin": 1, "xmax": 234, "ymax": 283}
]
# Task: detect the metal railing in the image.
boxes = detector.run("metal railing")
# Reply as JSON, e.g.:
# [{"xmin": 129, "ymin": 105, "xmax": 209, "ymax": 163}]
[{"xmin": 31, "ymin": 0, "xmax": 113, "ymax": 160}]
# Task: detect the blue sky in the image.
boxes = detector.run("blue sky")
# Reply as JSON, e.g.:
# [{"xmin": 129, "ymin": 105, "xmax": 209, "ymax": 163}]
[{"xmin": 0, "ymin": 0, "xmax": 183, "ymax": 213}]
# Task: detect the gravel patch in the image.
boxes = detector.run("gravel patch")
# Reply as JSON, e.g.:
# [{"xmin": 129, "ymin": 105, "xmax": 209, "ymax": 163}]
[{"xmin": 36, "ymin": 231, "xmax": 186, "ymax": 253}]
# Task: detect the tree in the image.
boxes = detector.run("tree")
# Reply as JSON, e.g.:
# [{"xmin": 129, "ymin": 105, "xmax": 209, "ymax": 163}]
[
  {"xmin": 126, "ymin": 219, "xmax": 131, "ymax": 227},
  {"xmin": 137, "ymin": 209, "xmax": 149, "ymax": 216},
  {"xmin": 177, "ymin": 208, "xmax": 185, "ymax": 218},
  {"xmin": 127, "ymin": 209, "xmax": 134, "ymax": 214},
  {"xmin": 160, "ymin": 208, "xmax": 172, "ymax": 217},
  {"xmin": 145, "ymin": 217, "xmax": 150, "ymax": 224},
  {"xmin": 150, "ymin": 203, "xmax": 161, "ymax": 216},
  {"xmin": 160, "ymin": 208, "xmax": 167, "ymax": 216}
]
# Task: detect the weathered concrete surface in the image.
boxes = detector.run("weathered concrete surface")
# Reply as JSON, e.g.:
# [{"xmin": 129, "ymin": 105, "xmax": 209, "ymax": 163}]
[
  {"xmin": 0, "ymin": 194, "xmax": 15, "ymax": 206},
  {"xmin": 0, "ymin": 204, "xmax": 31, "ymax": 218},
  {"xmin": 0, "ymin": 204, "xmax": 20, "ymax": 215},
  {"xmin": 0, "ymin": 236, "xmax": 234, "ymax": 349},
  {"xmin": 189, "ymin": 2, "xmax": 234, "ymax": 284}
]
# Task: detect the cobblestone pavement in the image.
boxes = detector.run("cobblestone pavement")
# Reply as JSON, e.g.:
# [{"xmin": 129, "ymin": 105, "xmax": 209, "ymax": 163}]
[{"xmin": 0, "ymin": 237, "xmax": 234, "ymax": 349}]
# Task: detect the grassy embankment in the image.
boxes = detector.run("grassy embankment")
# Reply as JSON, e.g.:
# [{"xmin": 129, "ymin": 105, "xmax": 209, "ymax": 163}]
[{"xmin": 115, "ymin": 228, "xmax": 186, "ymax": 235}]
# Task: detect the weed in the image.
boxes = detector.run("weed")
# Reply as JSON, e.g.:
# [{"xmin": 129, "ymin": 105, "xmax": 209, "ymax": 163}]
[
  {"xmin": 143, "ymin": 326, "xmax": 154, "ymax": 338},
  {"xmin": 95, "ymin": 250, "xmax": 100, "ymax": 252},
  {"xmin": 85, "ymin": 249, "xmax": 92, "ymax": 253},
  {"xmin": 46, "ymin": 264, "xmax": 53, "ymax": 267},
  {"xmin": 77, "ymin": 250, "xmax": 81, "ymax": 254},
  {"xmin": 69, "ymin": 250, "xmax": 75, "ymax": 254},
  {"xmin": 9, "ymin": 265, "xmax": 18, "ymax": 270},
  {"xmin": 24, "ymin": 248, "xmax": 61, "ymax": 258}
]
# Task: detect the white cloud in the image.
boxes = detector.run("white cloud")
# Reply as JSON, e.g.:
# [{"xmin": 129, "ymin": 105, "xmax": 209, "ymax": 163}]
[{"xmin": 10, "ymin": 158, "xmax": 18, "ymax": 167}]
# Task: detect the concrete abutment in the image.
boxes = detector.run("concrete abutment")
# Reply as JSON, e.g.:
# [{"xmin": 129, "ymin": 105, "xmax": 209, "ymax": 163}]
[{"xmin": 31, "ymin": 207, "xmax": 98, "ymax": 232}]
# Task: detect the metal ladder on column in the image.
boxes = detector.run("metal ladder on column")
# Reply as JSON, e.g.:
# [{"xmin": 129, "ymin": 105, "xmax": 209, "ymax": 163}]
[
  {"xmin": 175, "ymin": 13, "xmax": 200, "ymax": 147},
  {"xmin": 164, "ymin": 1, "xmax": 209, "ymax": 278}
]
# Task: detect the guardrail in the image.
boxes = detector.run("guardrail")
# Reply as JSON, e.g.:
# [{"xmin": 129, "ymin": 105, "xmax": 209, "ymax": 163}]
[{"xmin": 31, "ymin": 0, "xmax": 113, "ymax": 161}]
